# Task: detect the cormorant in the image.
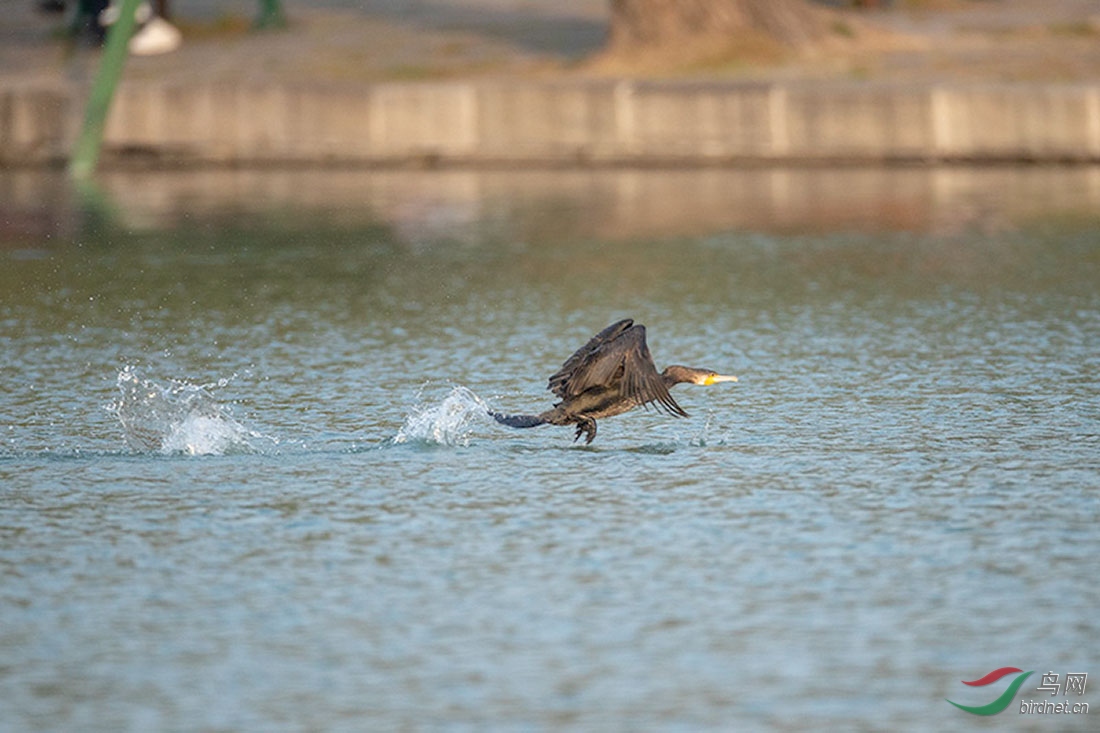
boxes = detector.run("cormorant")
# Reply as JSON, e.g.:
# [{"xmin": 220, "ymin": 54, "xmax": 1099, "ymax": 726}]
[{"xmin": 492, "ymin": 318, "xmax": 737, "ymax": 444}]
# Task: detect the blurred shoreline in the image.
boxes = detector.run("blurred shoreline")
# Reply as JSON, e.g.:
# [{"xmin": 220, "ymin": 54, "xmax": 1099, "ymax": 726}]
[
  {"xmin": 5, "ymin": 1, "xmax": 1099, "ymax": 86},
  {"xmin": 1, "ymin": 1, "xmax": 1099, "ymax": 167}
]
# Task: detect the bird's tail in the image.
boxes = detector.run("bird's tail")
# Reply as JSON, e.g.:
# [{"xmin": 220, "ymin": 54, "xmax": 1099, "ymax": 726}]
[{"xmin": 490, "ymin": 411, "xmax": 547, "ymax": 429}]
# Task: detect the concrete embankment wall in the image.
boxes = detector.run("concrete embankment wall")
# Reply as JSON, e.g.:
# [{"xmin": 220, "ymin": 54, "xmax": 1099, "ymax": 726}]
[{"xmin": 3, "ymin": 80, "xmax": 1100, "ymax": 166}]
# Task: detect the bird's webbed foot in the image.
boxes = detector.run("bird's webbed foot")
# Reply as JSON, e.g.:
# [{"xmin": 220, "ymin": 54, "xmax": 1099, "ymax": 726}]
[{"xmin": 573, "ymin": 418, "xmax": 597, "ymax": 445}]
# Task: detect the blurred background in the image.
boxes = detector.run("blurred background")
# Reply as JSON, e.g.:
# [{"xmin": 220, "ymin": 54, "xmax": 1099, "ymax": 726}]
[{"xmin": 4, "ymin": 0, "xmax": 1100, "ymax": 84}]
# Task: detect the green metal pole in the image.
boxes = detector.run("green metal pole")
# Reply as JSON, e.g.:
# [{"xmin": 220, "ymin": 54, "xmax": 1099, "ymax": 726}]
[
  {"xmin": 255, "ymin": 0, "xmax": 286, "ymax": 30},
  {"xmin": 69, "ymin": 0, "xmax": 143, "ymax": 180}
]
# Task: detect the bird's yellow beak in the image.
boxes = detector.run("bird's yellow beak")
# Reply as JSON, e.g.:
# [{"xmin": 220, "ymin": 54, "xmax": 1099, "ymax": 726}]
[{"xmin": 704, "ymin": 374, "xmax": 738, "ymax": 385}]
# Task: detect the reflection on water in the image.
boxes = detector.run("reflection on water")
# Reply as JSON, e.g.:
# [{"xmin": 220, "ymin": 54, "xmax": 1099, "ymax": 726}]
[
  {"xmin": 0, "ymin": 167, "xmax": 1098, "ymax": 730},
  {"xmin": 4, "ymin": 166, "xmax": 1100, "ymax": 245}
]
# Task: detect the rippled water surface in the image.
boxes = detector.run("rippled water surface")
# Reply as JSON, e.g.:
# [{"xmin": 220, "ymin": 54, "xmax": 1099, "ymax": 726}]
[{"xmin": 1, "ymin": 168, "xmax": 1098, "ymax": 730}]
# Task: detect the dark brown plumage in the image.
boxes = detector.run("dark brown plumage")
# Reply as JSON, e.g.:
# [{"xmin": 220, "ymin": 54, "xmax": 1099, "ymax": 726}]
[{"xmin": 492, "ymin": 318, "xmax": 737, "ymax": 444}]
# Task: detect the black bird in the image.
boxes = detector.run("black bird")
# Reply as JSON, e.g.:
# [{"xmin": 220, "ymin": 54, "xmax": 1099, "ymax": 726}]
[{"xmin": 492, "ymin": 318, "xmax": 737, "ymax": 444}]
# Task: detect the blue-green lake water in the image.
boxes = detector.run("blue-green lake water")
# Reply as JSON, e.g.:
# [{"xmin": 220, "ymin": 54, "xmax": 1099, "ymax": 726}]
[{"xmin": 1, "ymin": 167, "xmax": 1098, "ymax": 730}]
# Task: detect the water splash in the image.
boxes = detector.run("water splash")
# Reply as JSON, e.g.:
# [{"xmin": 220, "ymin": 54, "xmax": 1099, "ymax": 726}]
[
  {"xmin": 686, "ymin": 411, "xmax": 731, "ymax": 447},
  {"xmin": 393, "ymin": 385, "xmax": 491, "ymax": 447},
  {"xmin": 108, "ymin": 366, "xmax": 277, "ymax": 456}
]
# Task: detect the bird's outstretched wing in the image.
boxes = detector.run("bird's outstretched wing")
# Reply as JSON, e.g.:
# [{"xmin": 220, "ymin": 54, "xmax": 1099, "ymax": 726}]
[
  {"xmin": 548, "ymin": 319, "xmax": 688, "ymax": 417},
  {"xmin": 620, "ymin": 330, "xmax": 688, "ymax": 417},
  {"xmin": 548, "ymin": 318, "xmax": 634, "ymax": 398}
]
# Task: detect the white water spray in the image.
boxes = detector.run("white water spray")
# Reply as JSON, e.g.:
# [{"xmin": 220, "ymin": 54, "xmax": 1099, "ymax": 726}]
[
  {"xmin": 392, "ymin": 385, "xmax": 492, "ymax": 447},
  {"xmin": 109, "ymin": 366, "xmax": 277, "ymax": 456}
]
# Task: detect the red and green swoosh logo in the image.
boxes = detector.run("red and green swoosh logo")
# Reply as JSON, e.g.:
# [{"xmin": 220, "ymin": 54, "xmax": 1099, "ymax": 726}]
[{"xmin": 947, "ymin": 667, "xmax": 1034, "ymax": 715}]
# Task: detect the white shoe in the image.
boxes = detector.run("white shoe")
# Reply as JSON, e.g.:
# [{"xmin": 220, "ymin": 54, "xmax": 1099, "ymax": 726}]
[{"xmin": 129, "ymin": 16, "xmax": 182, "ymax": 56}]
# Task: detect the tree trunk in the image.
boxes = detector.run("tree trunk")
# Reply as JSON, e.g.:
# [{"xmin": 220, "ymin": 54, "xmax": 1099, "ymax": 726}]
[{"xmin": 608, "ymin": 0, "xmax": 830, "ymax": 50}]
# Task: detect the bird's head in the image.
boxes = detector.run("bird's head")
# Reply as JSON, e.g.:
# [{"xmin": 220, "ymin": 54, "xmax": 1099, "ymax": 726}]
[{"xmin": 662, "ymin": 365, "xmax": 738, "ymax": 386}]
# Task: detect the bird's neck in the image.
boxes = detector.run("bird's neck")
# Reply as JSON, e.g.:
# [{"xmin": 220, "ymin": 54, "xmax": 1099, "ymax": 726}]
[{"xmin": 661, "ymin": 365, "xmax": 690, "ymax": 387}]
